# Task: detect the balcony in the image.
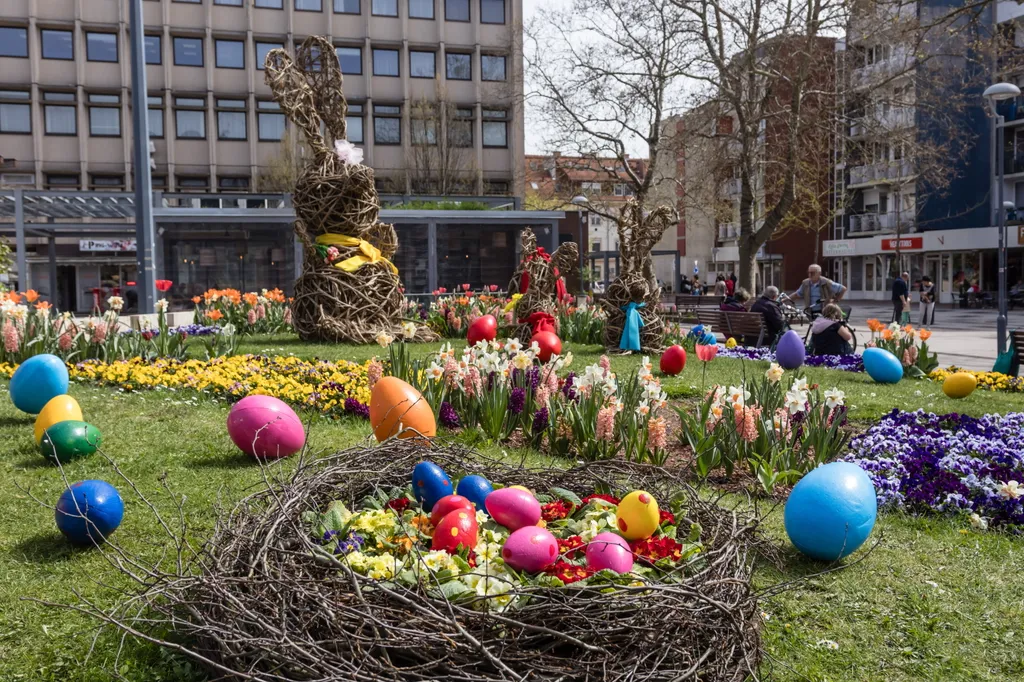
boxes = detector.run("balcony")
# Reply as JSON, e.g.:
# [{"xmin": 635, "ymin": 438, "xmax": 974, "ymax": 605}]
[
  {"xmin": 848, "ymin": 212, "xmax": 914, "ymax": 234},
  {"xmin": 848, "ymin": 160, "xmax": 914, "ymax": 186},
  {"xmin": 849, "ymin": 108, "xmax": 914, "ymax": 138},
  {"xmin": 851, "ymin": 46, "xmax": 914, "ymax": 88},
  {"xmin": 718, "ymin": 222, "xmax": 739, "ymax": 241}
]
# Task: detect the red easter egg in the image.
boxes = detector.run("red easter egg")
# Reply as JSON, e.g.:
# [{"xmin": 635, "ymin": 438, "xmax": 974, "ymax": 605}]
[
  {"xmin": 531, "ymin": 331, "xmax": 562, "ymax": 363},
  {"xmin": 431, "ymin": 508, "xmax": 479, "ymax": 553},
  {"xmin": 430, "ymin": 494, "xmax": 475, "ymax": 527},
  {"xmin": 660, "ymin": 345, "xmax": 687, "ymax": 376},
  {"xmin": 467, "ymin": 315, "xmax": 498, "ymax": 346}
]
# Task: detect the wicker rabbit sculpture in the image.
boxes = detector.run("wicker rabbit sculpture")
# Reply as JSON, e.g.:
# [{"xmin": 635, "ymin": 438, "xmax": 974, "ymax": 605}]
[
  {"xmin": 265, "ymin": 36, "xmax": 428, "ymax": 343},
  {"xmin": 507, "ymin": 228, "xmax": 578, "ymax": 343},
  {"xmin": 601, "ymin": 199, "xmax": 674, "ymax": 353}
]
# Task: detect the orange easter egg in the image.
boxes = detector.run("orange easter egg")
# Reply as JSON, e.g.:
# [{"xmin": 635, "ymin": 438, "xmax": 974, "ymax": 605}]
[{"xmin": 369, "ymin": 377, "xmax": 437, "ymax": 442}]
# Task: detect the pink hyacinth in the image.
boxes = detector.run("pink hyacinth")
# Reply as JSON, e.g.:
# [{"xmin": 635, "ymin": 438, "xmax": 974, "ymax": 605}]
[
  {"xmin": 535, "ymin": 386, "xmax": 551, "ymax": 407},
  {"xmin": 452, "ymin": 317, "xmax": 462, "ymax": 331},
  {"xmin": 596, "ymin": 406, "xmax": 615, "ymax": 442},
  {"xmin": 247, "ymin": 309, "xmax": 258, "ymax": 325},
  {"xmin": 902, "ymin": 350, "xmax": 911, "ymax": 366},
  {"xmin": 256, "ymin": 304, "xmax": 266, "ymax": 320},
  {"xmin": 284, "ymin": 307, "xmax": 293, "ymax": 325},
  {"xmin": 647, "ymin": 416, "xmax": 667, "ymax": 449},
  {"xmin": 2, "ymin": 322, "xmax": 19, "ymax": 352},
  {"xmin": 91, "ymin": 322, "xmax": 107, "ymax": 344},
  {"xmin": 443, "ymin": 358, "xmax": 459, "ymax": 387},
  {"xmin": 908, "ymin": 346, "xmax": 918, "ymax": 364},
  {"xmin": 504, "ymin": 312, "xmax": 513, "ymax": 325},
  {"xmin": 367, "ymin": 359, "xmax": 383, "ymax": 389},
  {"xmin": 734, "ymin": 406, "xmax": 760, "ymax": 443},
  {"xmin": 545, "ymin": 366, "xmax": 558, "ymax": 392},
  {"xmin": 58, "ymin": 332, "xmax": 73, "ymax": 351},
  {"xmin": 464, "ymin": 366, "xmax": 482, "ymax": 397},
  {"xmin": 599, "ymin": 355, "xmax": 611, "ymax": 375}
]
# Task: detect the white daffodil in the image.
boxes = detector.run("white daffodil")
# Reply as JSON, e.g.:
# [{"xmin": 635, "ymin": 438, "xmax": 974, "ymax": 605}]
[
  {"xmin": 512, "ymin": 352, "xmax": 533, "ymax": 371},
  {"xmin": 823, "ymin": 388, "xmax": 845, "ymax": 410},
  {"xmin": 790, "ymin": 377, "xmax": 809, "ymax": 393},
  {"xmin": 425, "ymin": 362, "xmax": 444, "ymax": 381},
  {"xmin": 401, "ymin": 321, "xmax": 417, "ymax": 339},
  {"xmin": 968, "ymin": 513, "xmax": 988, "ymax": 530},
  {"xmin": 785, "ymin": 389, "xmax": 806, "ymax": 415},
  {"xmin": 726, "ymin": 385, "xmax": 750, "ymax": 407},
  {"xmin": 765, "ymin": 363, "xmax": 785, "ymax": 383},
  {"xmin": 375, "ymin": 331, "xmax": 394, "ymax": 347},
  {"xmin": 997, "ymin": 480, "xmax": 1023, "ymax": 500},
  {"xmin": 107, "ymin": 295, "xmax": 124, "ymax": 312},
  {"xmin": 155, "ymin": 298, "xmax": 169, "ymax": 313},
  {"xmin": 504, "ymin": 338, "xmax": 522, "ymax": 354}
]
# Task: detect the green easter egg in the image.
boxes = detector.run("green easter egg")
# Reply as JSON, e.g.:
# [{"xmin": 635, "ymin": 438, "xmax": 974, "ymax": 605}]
[{"xmin": 39, "ymin": 420, "xmax": 102, "ymax": 464}]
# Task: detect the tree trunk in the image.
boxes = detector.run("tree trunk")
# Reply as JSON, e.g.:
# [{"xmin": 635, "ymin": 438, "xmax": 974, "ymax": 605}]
[{"xmin": 738, "ymin": 237, "xmax": 758, "ymax": 294}]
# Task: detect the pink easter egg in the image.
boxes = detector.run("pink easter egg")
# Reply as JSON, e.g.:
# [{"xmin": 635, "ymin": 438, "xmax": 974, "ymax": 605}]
[
  {"xmin": 485, "ymin": 487, "xmax": 542, "ymax": 531},
  {"xmin": 227, "ymin": 395, "xmax": 306, "ymax": 459},
  {"xmin": 501, "ymin": 526, "xmax": 558, "ymax": 573},
  {"xmin": 585, "ymin": 532, "xmax": 634, "ymax": 574}
]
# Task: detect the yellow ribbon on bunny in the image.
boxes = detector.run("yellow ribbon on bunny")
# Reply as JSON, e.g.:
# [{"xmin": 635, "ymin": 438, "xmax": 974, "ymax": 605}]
[{"xmin": 316, "ymin": 234, "xmax": 398, "ymax": 275}]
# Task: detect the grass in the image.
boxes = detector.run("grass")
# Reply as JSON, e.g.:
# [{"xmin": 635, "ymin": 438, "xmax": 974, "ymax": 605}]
[{"xmin": 0, "ymin": 336, "xmax": 1021, "ymax": 680}]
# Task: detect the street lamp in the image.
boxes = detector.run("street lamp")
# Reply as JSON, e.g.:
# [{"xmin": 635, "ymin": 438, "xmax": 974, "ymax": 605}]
[
  {"xmin": 984, "ymin": 81, "xmax": 1022, "ymax": 356},
  {"xmin": 571, "ymin": 195, "xmax": 591, "ymax": 291}
]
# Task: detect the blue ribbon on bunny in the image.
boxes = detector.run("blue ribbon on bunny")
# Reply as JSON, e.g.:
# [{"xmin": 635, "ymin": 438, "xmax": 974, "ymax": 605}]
[{"xmin": 619, "ymin": 302, "xmax": 645, "ymax": 351}]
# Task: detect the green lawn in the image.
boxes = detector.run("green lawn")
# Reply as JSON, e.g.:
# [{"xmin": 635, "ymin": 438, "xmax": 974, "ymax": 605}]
[{"xmin": 0, "ymin": 337, "xmax": 1021, "ymax": 681}]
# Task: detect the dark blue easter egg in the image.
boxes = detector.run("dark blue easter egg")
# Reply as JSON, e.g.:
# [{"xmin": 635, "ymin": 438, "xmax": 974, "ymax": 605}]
[
  {"xmin": 775, "ymin": 330, "xmax": 806, "ymax": 370},
  {"xmin": 456, "ymin": 474, "xmax": 494, "ymax": 513},
  {"xmin": 412, "ymin": 461, "xmax": 453, "ymax": 511},
  {"xmin": 862, "ymin": 347, "xmax": 903, "ymax": 384},
  {"xmin": 784, "ymin": 462, "xmax": 877, "ymax": 561},
  {"xmin": 55, "ymin": 480, "xmax": 124, "ymax": 546}
]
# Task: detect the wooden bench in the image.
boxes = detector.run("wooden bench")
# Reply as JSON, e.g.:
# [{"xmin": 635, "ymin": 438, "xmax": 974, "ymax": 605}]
[
  {"xmin": 1012, "ymin": 330, "xmax": 1024, "ymax": 370},
  {"xmin": 694, "ymin": 309, "xmax": 769, "ymax": 347},
  {"xmin": 661, "ymin": 295, "xmax": 725, "ymax": 323}
]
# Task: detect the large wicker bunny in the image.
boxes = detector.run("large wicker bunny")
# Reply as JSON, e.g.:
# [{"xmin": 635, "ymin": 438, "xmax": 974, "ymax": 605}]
[
  {"xmin": 265, "ymin": 36, "xmax": 430, "ymax": 343},
  {"xmin": 506, "ymin": 228, "xmax": 578, "ymax": 343},
  {"xmin": 601, "ymin": 199, "xmax": 674, "ymax": 353}
]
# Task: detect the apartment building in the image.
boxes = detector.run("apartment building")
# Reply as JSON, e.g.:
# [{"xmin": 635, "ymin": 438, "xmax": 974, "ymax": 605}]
[{"xmin": 0, "ymin": 0, "xmax": 524, "ymax": 196}]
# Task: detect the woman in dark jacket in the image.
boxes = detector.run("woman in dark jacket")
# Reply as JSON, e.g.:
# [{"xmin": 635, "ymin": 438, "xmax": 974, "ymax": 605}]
[
  {"xmin": 810, "ymin": 303, "xmax": 853, "ymax": 355},
  {"xmin": 720, "ymin": 288, "xmax": 751, "ymax": 312}
]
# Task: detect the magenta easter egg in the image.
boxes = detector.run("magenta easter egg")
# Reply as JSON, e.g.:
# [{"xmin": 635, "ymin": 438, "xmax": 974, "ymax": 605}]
[
  {"xmin": 501, "ymin": 526, "xmax": 558, "ymax": 573},
  {"xmin": 227, "ymin": 395, "xmax": 306, "ymax": 459},
  {"xmin": 585, "ymin": 532, "xmax": 634, "ymax": 574},
  {"xmin": 485, "ymin": 487, "xmax": 542, "ymax": 531}
]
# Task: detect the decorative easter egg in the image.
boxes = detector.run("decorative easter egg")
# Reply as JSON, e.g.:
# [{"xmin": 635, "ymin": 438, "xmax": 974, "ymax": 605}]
[
  {"xmin": 942, "ymin": 372, "xmax": 977, "ymax": 399},
  {"xmin": 775, "ymin": 330, "xmax": 806, "ymax": 370},
  {"xmin": 467, "ymin": 314, "xmax": 498, "ymax": 346},
  {"xmin": 862, "ymin": 347, "xmax": 903, "ymax": 384},
  {"xmin": 369, "ymin": 376, "xmax": 437, "ymax": 442},
  {"xmin": 585, "ymin": 531, "xmax": 634, "ymax": 574},
  {"xmin": 530, "ymin": 331, "xmax": 562, "ymax": 363},
  {"xmin": 616, "ymin": 490, "xmax": 660, "ymax": 541},
  {"xmin": 38, "ymin": 420, "xmax": 102, "ymax": 464},
  {"xmin": 784, "ymin": 462, "xmax": 877, "ymax": 561},
  {"xmin": 660, "ymin": 345, "xmax": 687, "ymax": 376},
  {"xmin": 55, "ymin": 480, "xmax": 124, "ymax": 546},
  {"xmin": 485, "ymin": 487, "xmax": 542, "ymax": 531},
  {"xmin": 456, "ymin": 474, "xmax": 493, "ymax": 512},
  {"xmin": 412, "ymin": 461, "xmax": 453, "ymax": 511},
  {"xmin": 501, "ymin": 526, "xmax": 558, "ymax": 573},
  {"xmin": 10, "ymin": 354, "xmax": 69, "ymax": 414},
  {"xmin": 226, "ymin": 395, "xmax": 306, "ymax": 459},
  {"xmin": 430, "ymin": 494, "xmax": 476, "ymax": 527},
  {"xmin": 34, "ymin": 395, "xmax": 83, "ymax": 445},
  {"xmin": 701, "ymin": 332, "xmax": 717, "ymax": 346},
  {"xmin": 431, "ymin": 508, "xmax": 478, "ymax": 553}
]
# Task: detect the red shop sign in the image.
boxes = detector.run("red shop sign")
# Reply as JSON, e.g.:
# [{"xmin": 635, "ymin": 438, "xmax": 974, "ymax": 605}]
[{"xmin": 880, "ymin": 236, "xmax": 923, "ymax": 251}]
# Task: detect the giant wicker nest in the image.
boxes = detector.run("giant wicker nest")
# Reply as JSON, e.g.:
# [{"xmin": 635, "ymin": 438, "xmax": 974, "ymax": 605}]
[
  {"xmin": 73, "ymin": 440, "xmax": 763, "ymax": 681},
  {"xmin": 601, "ymin": 199, "xmax": 676, "ymax": 353}
]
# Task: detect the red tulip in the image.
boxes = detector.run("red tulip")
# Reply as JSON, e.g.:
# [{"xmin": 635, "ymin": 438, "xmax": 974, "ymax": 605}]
[
  {"xmin": 155, "ymin": 279, "xmax": 173, "ymax": 292},
  {"xmin": 695, "ymin": 344, "xmax": 718, "ymax": 362},
  {"xmin": 462, "ymin": 283, "xmax": 470, "ymax": 291}
]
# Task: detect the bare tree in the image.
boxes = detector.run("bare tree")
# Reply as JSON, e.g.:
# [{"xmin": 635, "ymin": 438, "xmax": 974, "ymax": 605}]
[
  {"xmin": 256, "ymin": 136, "xmax": 306, "ymax": 193},
  {"xmin": 406, "ymin": 85, "xmax": 478, "ymax": 195}
]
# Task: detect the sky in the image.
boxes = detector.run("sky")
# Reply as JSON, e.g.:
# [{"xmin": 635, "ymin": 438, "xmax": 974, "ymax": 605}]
[{"xmin": 521, "ymin": 0, "xmax": 553, "ymax": 155}]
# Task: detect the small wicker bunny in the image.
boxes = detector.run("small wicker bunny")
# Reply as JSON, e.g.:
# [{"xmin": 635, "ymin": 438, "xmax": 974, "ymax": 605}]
[{"xmin": 507, "ymin": 228, "xmax": 578, "ymax": 343}]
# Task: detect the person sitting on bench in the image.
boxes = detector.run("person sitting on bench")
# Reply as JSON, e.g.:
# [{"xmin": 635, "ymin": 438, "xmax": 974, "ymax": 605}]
[{"xmin": 810, "ymin": 303, "xmax": 853, "ymax": 355}]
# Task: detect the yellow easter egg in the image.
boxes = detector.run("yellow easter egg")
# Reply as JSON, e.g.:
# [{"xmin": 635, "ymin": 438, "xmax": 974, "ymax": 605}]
[
  {"xmin": 615, "ymin": 490, "xmax": 660, "ymax": 541},
  {"xmin": 510, "ymin": 485, "xmax": 532, "ymax": 493},
  {"xmin": 34, "ymin": 395, "xmax": 83, "ymax": 444},
  {"xmin": 942, "ymin": 372, "xmax": 977, "ymax": 400}
]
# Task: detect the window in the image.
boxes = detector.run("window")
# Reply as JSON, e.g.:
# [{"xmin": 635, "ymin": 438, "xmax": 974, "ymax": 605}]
[
  {"xmin": 445, "ymin": 0, "xmax": 469, "ymax": 21},
  {"xmin": 219, "ymin": 176, "xmax": 250, "ymax": 191},
  {"xmin": 0, "ymin": 173, "xmax": 34, "ymax": 186},
  {"xmin": 148, "ymin": 96, "xmax": 164, "ymax": 138},
  {"xmin": 346, "ymin": 103, "xmax": 363, "ymax": 143},
  {"xmin": 482, "ymin": 108, "xmax": 507, "ymax": 147},
  {"xmin": 335, "ymin": 0, "xmax": 360, "ymax": 12},
  {"xmin": 373, "ymin": 48, "xmax": 399, "ymax": 76},
  {"xmin": 410, "ymin": 51, "xmax": 435, "ymax": 78},
  {"xmin": 86, "ymin": 32, "xmax": 118, "ymax": 62},
  {"xmin": 45, "ymin": 174, "xmax": 80, "ymax": 189},
  {"xmin": 449, "ymin": 107, "xmax": 472, "ymax": 147},
  {"xmin": 151, "ymin": 175, "xmax": 168, "ymax": 190},
  {"xmin": 409, "ymin": 0, "xmax": 433, "ymax": 18},
  {"xmin": 216, "ymin": 0, "xmax": 244, "ymax": 4},
  {"xmin": 41, "ymin": 29, "xmax": 73, "ymax": 60},
  {"xmin": 295, "ymin": 0, "xmax": 323, "ymax": 10},
  {"xmin": 177, "ymin": 176, "xmax": 209, "ymax": 191},
  {"xmin": 373, "ymin": 104, "xmax": 400, "ymax": 145},
  {"xmin": 446, "ymin": 52, "xmax": 471, "ymax": 80},
  {"xmin": 0, "ymin": 27, "xmax": 29, "ymax": 58},
  {"xmin": 216, "ymin": 99, "xmax": 247, "ymax": 140},
  {"xmin": 144, "ymin": 35, "xmax": 162, "ymax": 64},
  {"xmin": 336, "ymin": 46, "xmax": 362, "ymax": 74},
  {"xmin": 255, "ymin": 0, "xmax": 284, "ymax": 6},
  {"xmin": 174, "ymin": 37, "xmax": 204, "ymax": 66},
  {"xmin": 411, "ymin": 118, "xmax": 436, "ymax": 145},
  {"xmin": 88, "ymin": 93, "xmax": 120, "ymax": 136},
  {"xmin": 372, "ymin": 0, "xmax": 398, "ymax": 15},
  {"xmin": 480, "ymin": 0, "xmax": 504, "ymax": 23},
  {"xmin": 481, "ymin": 54, "xmax": 505, "ymax": 81},
  {"xmin": 91, "ymin": 174, "xmax": 125, "ymax": 189},
  {"xmin": 484, "ymin": 180, "xmax": 509, "ymax": 195},
  {"xmin": 215, "ymin": 39, "xmax": 244, "ymax": 68},
  {"xmin": 0, "ymin": 90, "xmax": 31, "ymax": 133},
  {"xmin": 256, "ymin": 41, "xmax": 283, "ymax": 70},
  {"xmin": 257, "ymin": 100, "xmax": 285, "ymax": 140},
  {"xmin": 175, "ymin": 97, "xmax": 206, "ymax": 138},
  {"xmin": 43, "ymin": 92, "xmax": 77, "ymax": 135}
]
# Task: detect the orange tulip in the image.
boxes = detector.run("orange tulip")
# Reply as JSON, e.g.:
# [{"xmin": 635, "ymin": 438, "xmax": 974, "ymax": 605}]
[
  {"xmin": 919, "ymin": 329, "xmax": 932, "ymax": 341},
  {"xmin": 206, "ymin": 309, "xmax": 224, "ymax": 321},
  {"xmin": 882, "ymin": 329, "xmax": 893, "ymax": 341},
  {"xmin": 24, "ymin": 289, "xmax": 39, "ymax": 303},
  {"xmin": 34, "ymin": 301, "xmax": 52, "ymax": 311},
  {"xmin": 243, "ymin": 292, "xmax": 259, "ymax": 307},
  {"xmin": 6, "ymin": 291, "xmax": 22, "ymax": 304},
  {"xmin": 192, "ymin": 296, "xmax": 202, "ymax": 304}
]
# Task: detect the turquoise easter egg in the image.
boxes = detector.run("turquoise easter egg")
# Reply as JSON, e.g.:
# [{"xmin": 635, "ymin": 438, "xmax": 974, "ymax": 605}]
[
  {"xmin": 784, "ymin": 462, "xmax": 877, "ymax": 561},
  {"xmin": 862, "ymin": 347, "xmax": 903, "ymax": 383}
]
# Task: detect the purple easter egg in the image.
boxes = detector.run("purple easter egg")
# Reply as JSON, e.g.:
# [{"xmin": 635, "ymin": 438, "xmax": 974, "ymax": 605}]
[
  {"xmin": 485, "ymin": 487, "xmax": 542, "ymax": 531},
  {"xmin": 501, "ymin": 526, "xmax": 558, "ymax": 573},
  {"xmin": 585, "ymin": 531, "xmax": 634, "ymax": 574},
  {"xmin": 775, "ymin": 330, "xmax": 806, "ymax": 370},
  {"xmin": 227, "ymin": 395, "xmax": 306, "ymax": 459}
]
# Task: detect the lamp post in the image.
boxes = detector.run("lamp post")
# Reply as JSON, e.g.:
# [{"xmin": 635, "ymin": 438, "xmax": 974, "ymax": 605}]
[
  {"xmin": 984, "ymin": 82, "xmax": 1022, "ymax": 356},
  {"xmin": 571, "ymin": 194, "xmax": 590, "ymax": 290}
]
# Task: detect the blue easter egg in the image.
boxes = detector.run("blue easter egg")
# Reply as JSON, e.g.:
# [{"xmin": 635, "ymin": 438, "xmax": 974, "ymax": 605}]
[
  {"xmin": 10, "ymin": 354, "xmax": 69, "ymax": 414},
  {"xmin": 775, "ymin": 330, "xmax": 806, "ymax": 370},
  {"xmin": 412, "ymin": 461, "xmax": 453, "ymax": 511},
  {"xmin": 784, "ymin": 462, "xmax": 877, "ymax": 561},
  {"xmin": 55, "ymin": 480, "xmax": 124, "ymax": 546},
  {"xmin": 862, "ymin": 347, "xmax": 903, "ymax": 383},
  {"xmin": 456, "ymin": 474, "xmax": 494, "ymax": 513},
  {"xmin": 701, "ymin": 332, "xmax": 717, "ymax": 346}
]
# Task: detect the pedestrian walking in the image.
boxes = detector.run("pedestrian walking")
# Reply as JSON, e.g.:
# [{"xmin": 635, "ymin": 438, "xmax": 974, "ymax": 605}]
[
  {"xmin": 891, "ymin": 271, "xmax": 909, "ymax": 323},
  {"xmin": 919, "ymin": 275, "xmax": 936, "ymax": 326}
]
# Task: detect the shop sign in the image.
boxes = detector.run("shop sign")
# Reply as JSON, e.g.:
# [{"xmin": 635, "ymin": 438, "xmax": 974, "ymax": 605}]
[
  {"xmin": 880, "ymin": 236, "xmax": 923, "ymax": 251},
  {"xmin": 79, "ymin": 239, "xmax": 136, "ymax": 252},
  {"xmin": 823, "ymin": 239, "xmax": 857, "ymax": 257}
]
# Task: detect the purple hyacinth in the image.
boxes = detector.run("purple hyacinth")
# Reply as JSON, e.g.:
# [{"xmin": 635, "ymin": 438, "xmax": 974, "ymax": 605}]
[
  {"xmin": 509, "ymin": 386, "xmax": 526, "ymax": 415},
  {"xmin": 344, "ymin": 398, "xmax": 370, "ymax": 419},
  {"xmin": 439, "ymin": 401, "xmax": 461, "ymax": 429},
  {"xmin": 562, "ymin": 372, "xmax": 577, "ymax": 401},
  {"xmin": 532, "ymin": 407, "xmax": 549, "ymax": 434}
]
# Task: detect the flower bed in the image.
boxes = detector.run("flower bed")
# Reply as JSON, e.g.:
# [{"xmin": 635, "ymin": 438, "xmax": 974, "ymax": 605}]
[
  {"xmin": 715, "ymin": 345, "xmax": 864, "ymax": 372},
  {"xmin": 863, "ymin": 321, "xmax": 938, "ymax": 377},
  {"xmin": 843, "ymin": 409, "xmax": 1024, "ymax": 529},
  {"xmin": 928, "ymin": 367, "xmax": 1024, "ymax": 393},
  {"xmin": 192, "ymin": 287, "xmax": 293, "ymax": 334}
]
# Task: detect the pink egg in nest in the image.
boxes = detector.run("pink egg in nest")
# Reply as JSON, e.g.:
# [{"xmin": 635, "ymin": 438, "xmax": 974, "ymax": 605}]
[
  {"xmin": 227, "ymin": 395, "xmax": 306, "ymax": 459},
  {"xmin": 585, "ymin": 532, "xmax": 634, "ymax": 574},
  {"xmin": 485, "ymin": 487, "xmax": 541, "ymax": 531},
  {"xmin": 501, "ymin": 526, "xmax": 558, "ymax": 573}
]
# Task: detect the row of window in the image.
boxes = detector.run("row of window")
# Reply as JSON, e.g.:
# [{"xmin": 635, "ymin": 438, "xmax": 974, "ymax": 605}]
[
  {"xmin": 159, "ymin": 0, "xmax": 505, "ymax": 23},
  {"xmin": 0, "ymin": 90, "xmax": 509, "ymax": 146}
]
